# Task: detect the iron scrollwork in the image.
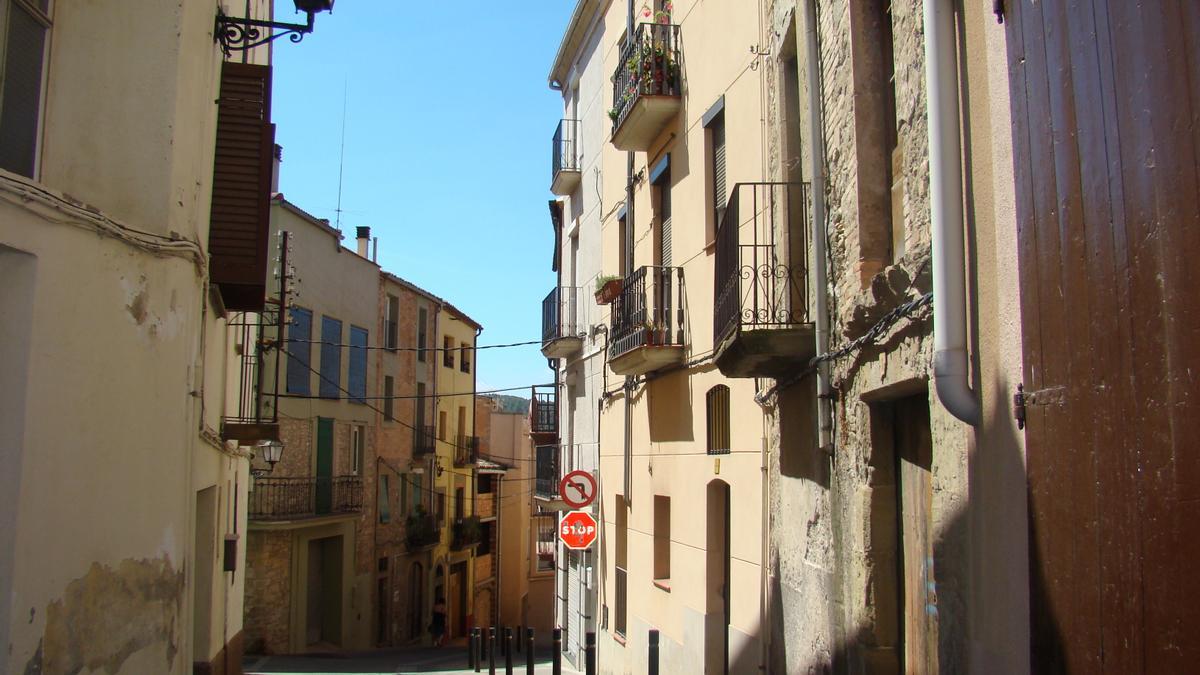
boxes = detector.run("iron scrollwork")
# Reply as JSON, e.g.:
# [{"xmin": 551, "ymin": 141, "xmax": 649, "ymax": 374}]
[{"xmin": 214, "ymin": 10, "xmax": 315, "ymax": 56}]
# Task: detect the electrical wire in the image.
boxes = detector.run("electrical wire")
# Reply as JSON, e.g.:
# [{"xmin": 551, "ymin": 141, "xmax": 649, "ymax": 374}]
[
  {"xmin": 277, "ymin": 383, "xmax": 552, "ymax": 401},
  {"xmin": 283, "ymin": 338, "xmax": 544, "ymax": 352}
]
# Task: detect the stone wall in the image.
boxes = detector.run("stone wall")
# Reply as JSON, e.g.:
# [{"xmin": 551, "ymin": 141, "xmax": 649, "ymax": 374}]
[{"xmin": 244, "ymin": 531, "xmax": 291, "ymax": 654}]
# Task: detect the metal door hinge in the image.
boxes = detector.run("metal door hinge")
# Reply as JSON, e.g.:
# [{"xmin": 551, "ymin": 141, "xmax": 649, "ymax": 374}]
[{"xmin": 1013, "ymin": 383, "xmax": 1066, "ymax": 429}]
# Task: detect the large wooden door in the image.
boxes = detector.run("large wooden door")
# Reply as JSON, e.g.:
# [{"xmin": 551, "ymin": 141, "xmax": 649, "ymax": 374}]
[{"xmin": 1007, "ymin": 1, "xmax": 1200, "ymax": 670}]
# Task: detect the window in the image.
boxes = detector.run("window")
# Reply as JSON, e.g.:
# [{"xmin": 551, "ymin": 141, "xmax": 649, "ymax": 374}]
[
  {"xmin": 415, "ymin": 382, "xmax": 426, "ymax": 430},
  {"xmin": 706, "ymin": 385, "xmax": 730, "ymax": 454},
  {"xmin": 618, "ymin": 210, "xmax": 629, "ymax": 277},
  {"xmin": 383, "ymin": 376, "xmax": 394, "ymax": 421},
  {"xmin": 385, "ymin": 294, "xmax": 399, "ymax": 350},
  {"xmin": 417, "ymin": 307, "xmax": 428, "ymax": 362},
  {"xmin": 410, "ymin": 474, "xmax": 423, "ymax": 512},
  {"xmin": 443, "ymin": 336, "xmax": 455, "ymax": 368},
  {"xmin": 653, "ymin": 495, "xmax": 671, "ymax": 586},
  {"xmin": 351, "ymin": 424, "xmax": 365, "ymax": 475},
  {"xmin": 348, "ymin": 326, "xmax": 368, "ymax": 403},
  {"xmin": 477, "ymin": 521, "xmax": 493, "ymax": 556},
  {"xmin": 535, "ymin": 513, "xmax": 556, "ymax": 572},
  {"xmin": 454, "ymin": 487, "xmax": 464, "ymax": 520},
  {"xmin": 478, "ymin": 473, "xmax": 493, "ymax": 494},
  {"xmin": 399, "ymin": 473, "xmax": 408, "ymax": 517},
  {"xmin": 460, "ymin": 343, "xmax": 471, "ymax": 373},
  {"xmin": 319, "ymin": 316, "xmax": 342, "ymax": 399},
  {"xmin": 704, "ymin": 101, "xmax": 727, "ymax": 241},
  {"xmin": 378, "ymin": 475, "xmax": 391, "ymax": 523},
  {"xmin": 0, "ymin": 0, "xmax": 51, "ymax": 177},
  {"xmin": 615, "ymin": 495, "xmax": 628, "ymax": 637},
  {"xmin": 651, "ymin": 155, "xmax": 672, "ymax": 267},
  {"xmin": 877, "ymin": 0, "xmax": 901, "ymax": 262},
  {"xmin": 286, "ymin": 307, "xmax": 312, "ymax": 394},
  {"xmin": 438, "ymin": 411, "xmax": 447, "ymax": 441}
]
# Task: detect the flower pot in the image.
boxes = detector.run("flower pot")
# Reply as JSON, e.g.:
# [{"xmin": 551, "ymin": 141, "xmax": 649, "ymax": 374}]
[{"xmin": 595, "ymin": 278, "xmax": 623, "ymax": 305}]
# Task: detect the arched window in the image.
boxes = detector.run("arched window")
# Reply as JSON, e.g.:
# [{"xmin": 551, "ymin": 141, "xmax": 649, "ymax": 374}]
[{"xmin": 706, "ymin": 385, "xmax": 730, "ymax": 454}]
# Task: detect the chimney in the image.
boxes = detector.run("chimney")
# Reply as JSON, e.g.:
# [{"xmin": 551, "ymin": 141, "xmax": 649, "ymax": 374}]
[
  {"xmin": 356, "ymin": 226, "xmax": 370, "ymax": 258},
  {"xmin": 271, "ymin": 144, "xmax": 282, "ymax": 193}
]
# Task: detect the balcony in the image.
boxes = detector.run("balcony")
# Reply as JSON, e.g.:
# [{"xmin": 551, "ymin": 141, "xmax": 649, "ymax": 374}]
[
  {"xmin": 610, "ymin": 23, "xmax": 682, "ymax": 151},
  {"xmin": 454, "ymin": 434, "xmax": 479, "ymax": 467},
  {"xmin": 608, "ymin": 266, "xmax": 686, "ymax": 376},
  {"xmin": 534, "ymin": 445, "xmax": 560, "ymax": 502},
  {"xmin": 249, "ymin": 476, "xmax": 363, "ymax": 521},
  {"xmin": 713, "ymin": 183, "xmax": 816, "ymax": 377},
  {"xmin": 541, "ymin": 286, "xmax": 583, "ymax": 358},
  {"xmin": 405, "ymin": 510, "xmax": 440, "ymax": 551},
  {"xmin": 551, "ymin": 119, "xmax": 581, "ymax": 195},
  {"xmin": 413, "ymin": 425, "xmax": 436, "ymax": 457},
  {"xmin": 451, "ymin": 516, "xmax": 482, "ymax": 551},
  {"xmin": 530, "ymin": 385, "xmax": 558, "ymax": 445},
  {"xmin": 221, "ymin": 313, "xmax": 280, "ymax": 444}
]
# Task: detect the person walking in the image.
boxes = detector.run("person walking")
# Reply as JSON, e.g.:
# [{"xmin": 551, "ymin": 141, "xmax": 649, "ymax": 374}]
[{"xmin": 429, "ymin": 597, "xmax": 447, "ymax": 647}]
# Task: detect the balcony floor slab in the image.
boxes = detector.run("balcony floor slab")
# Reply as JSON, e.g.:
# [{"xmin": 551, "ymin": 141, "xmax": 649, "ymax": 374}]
[
  {"xmin": 713, "ymin": 324, "xmax": 817, "ymax": 378},
  {"xmin": 541, "ymin": 336, "xmax": 583, "ymax": 359},
  {"xmin": 608, "ymin": 344, "xmax": 685, "ymax": 376},
  {"xmin": 611, "ymin": 95, "xmax": 682, "ymax": 151},
  {"xmin": 551, "ymin": 169, "xmax": 581, "ymax": 196}
]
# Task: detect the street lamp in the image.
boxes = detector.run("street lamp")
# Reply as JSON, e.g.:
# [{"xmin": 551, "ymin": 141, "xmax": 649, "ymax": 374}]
[
  {"xmin": 252, "ymin": 439, "xmax": 284, "ymax": 477},
  {"xmin": 215, "ymin": 1, "xmax": 336, "ymax": 56}
]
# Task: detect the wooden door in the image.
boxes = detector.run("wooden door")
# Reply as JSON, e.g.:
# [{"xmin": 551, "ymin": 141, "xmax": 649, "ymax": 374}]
[
  {"xmin": 896, "ymin": 398, "xmax": 935, "ymax": 673},
  {"xmin": 1007, "ymin": 1, "xmax": 1200, "ymax": 670},
  {"xmin": 316, "ymin": 418, "xmax": 333, "ymax": 514}
]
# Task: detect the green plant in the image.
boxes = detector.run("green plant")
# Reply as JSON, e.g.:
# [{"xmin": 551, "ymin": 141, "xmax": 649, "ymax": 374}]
[
  {"xmin": 607, "ymin": 109, "xmax": 619, "ymax": 121},
  {"xmin": 595, "ymin": 274, "xmax": 622, "ymax": 293}
]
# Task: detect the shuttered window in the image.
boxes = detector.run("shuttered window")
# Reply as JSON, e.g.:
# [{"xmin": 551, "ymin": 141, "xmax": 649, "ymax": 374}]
[
  {"xmin": 417, "ymin": 308, "xmax": 428, "ymax": 362},
  {"xmin": 378, "ymin": 475, "xmax": 391, "ymax": 524},
  {"xmin": 383, "ymin": 376, "xmax": 395, "ymax": 421},
  {"xmin": 652, "ymin": 158, "xmax": 672, "ymax": 268},
  {"xmin": 319, "ymin": 316, "xmax": 342, "ymax": 399},
  {"xmin": 0, "ymin": 0, "xmax": 51, "ymax": 177},
  {"xmin": 286, "ymin": 307, "xmax": 312, "ymax": 395},
  {"xmin": 208, "ymin": 61, "xmax": 275, "ymax": 311},
  {"xmin": 348, "ymin": 325, "xmax": 368, "ymax": 403},
  {"xmin": 712, "ymin": 116, "xmax": 727, "ymax": 227},
  {"xmin": 706, "ymin": 384, "xmax": 730, "ymax": 454}
]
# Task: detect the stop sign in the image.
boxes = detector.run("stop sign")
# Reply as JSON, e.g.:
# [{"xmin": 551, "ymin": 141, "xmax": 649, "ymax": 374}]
[{"xmin": 559, "ymin": 511, "xmax": 598, "ymax": 550}]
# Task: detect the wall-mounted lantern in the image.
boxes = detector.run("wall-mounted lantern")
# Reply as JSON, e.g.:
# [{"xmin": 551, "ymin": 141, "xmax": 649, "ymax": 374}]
[
  {"xmin": 215, "ymin": 1, "xmax": 336, "ymax": 56},
  {"xmin": 252, "ymin": 439, "xmax": 285, "ymax": 477}
]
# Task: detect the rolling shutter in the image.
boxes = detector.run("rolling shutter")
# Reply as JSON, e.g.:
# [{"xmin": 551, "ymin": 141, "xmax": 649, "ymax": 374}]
[
  {"xmin": 319, "ymin": 316, "xmax": 342, "ymax": 399},
  {"xmin": 209, "ymin": 61, "xmax": 274, "ymax": 311},
  {"xmin": 713, "ymin": 117, "xmax": 727, "ymax": 224},
  {"xmin": 349, "ymin": 325, "xmax": 368, "ymax": 403},
  {"xmin": 285, "ymin": 308, "xmax": 312, "ymax": 395}
]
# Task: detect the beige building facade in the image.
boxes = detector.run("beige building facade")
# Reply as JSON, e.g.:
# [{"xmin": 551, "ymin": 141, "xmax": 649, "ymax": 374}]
[{"xmin": 0, "ymin": 1, "xmax": 287, "ymax": 673}]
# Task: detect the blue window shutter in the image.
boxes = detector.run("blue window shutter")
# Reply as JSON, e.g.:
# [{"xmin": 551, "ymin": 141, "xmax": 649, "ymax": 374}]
[
  {"xmin": 349, "ymin": 326, "xmax": 368, "ymax": 403},
  {"xmin": 319, "ymin": 316, "xmax": 342, "ymax": 399},
  {"xmin": 286, "ymin": 308, "xmax": 312, "ymax": 395}
]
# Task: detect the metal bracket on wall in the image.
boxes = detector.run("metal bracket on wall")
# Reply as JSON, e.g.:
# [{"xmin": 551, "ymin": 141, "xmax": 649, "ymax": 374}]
[{"xmin": 1013, "ymin": 383, "xmax": 1066, "ymax": 429}]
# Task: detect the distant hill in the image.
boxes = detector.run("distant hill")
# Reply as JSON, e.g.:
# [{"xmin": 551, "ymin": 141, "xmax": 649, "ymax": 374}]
[{"xmin": 484, "ymin": 394, "xmax": 529, "ymax": 415}]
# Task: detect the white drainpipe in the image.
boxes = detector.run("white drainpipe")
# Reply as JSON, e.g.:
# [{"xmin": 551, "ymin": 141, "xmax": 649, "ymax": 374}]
[
  {"xmin": 804, "ymin": 0, "xmax": 833, "ymax": 452},
  {"xmin": 925, "ymin": 0, "xmax": 980, "ymax": 425}
]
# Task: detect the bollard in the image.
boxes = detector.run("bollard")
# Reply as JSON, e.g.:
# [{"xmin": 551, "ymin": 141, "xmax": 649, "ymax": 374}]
[
  {"xmin": 585, "ymin": 631, "xmax": 596, "ymax": 675},
  {"xmin": 475, "ymin": 627, "xmax": 482, "ymax": 673},
  {"xmin": 526, "ymin": 627, "xmax": 535, "ymax": 674},
  {"xmin": 552, "ymin": 627, "xmax": 562, "ymax": 675},
  {"xmin": 648, "ymin": 629, "xmax": 660, "ymax": 675},
  {"xmin": 517, "ymin": 624, "xmax": 523, "ymax": 653},
  {"xmin": 468, "ymin": 628, "xmax": 477, "ymax": 669},
  {"xmin": 505, "ymin": 628, "xmax": 514, "ymax": 675},
  {"xmin": 488, "ymin": 627, "xmax": 497, "ymax": 675}
]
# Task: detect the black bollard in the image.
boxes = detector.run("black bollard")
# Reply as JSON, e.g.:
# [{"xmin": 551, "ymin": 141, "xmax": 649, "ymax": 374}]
[
  {"xmin": 526, "ymin": 627, "xmax": 535, "ymax": 674},
  {"xmin": 585, "ymin": 631, "xmax": 596, "ymax": 675},
  {"xmin": 505, "ymin": 628, "xmax": 514, "ymax": 674},
  {"xmin": 468, "ymin": 628, "xmax": 476, "ymax": 669},
  {"xmin": 474, "ymin": 627, "xmax": 482, "ymax": 673},
  {"xmin": 648, "ymin": 629, "xmax": 660, "ymax": 675},
  {"xmin": 552, "ymin": 627, "xmax": 562, "ymax": 675},
  {"xmin": 517, "ymin": 624, "xmax": 523, "ymax": 653},
  {"xmin": 488, "ymin": 627, "xmax": 497, "ymax": 675}
]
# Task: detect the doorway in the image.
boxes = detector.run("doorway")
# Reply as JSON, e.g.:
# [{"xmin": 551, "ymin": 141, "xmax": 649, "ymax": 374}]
[
  {"xmin": 305, "ymin": 535, "xmax": 343, "ymax": 646},
  {"xmin": 706, "ymin": 480, "xmax": 731, "ymax": 674}
]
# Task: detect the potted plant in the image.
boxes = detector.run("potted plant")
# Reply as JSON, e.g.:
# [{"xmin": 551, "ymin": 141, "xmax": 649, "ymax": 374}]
[{"xmin": 595, "ymin": 274, "xmax": 623, "ymax": 305}]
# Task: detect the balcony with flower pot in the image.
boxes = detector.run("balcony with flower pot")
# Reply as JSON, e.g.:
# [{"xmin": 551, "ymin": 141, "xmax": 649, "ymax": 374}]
[
  {"xmin": 608, "ymin": 265, "xmax": 686, "ymax": 376},
  {"xmin": 609, "ymin": 22, "xmax": 682, "ymax": 151},
  {"xmin": 713, "ymin": 182, "xmax": 817, "ymax": 377}
]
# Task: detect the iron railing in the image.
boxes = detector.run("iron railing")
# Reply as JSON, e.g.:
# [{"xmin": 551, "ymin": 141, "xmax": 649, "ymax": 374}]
[
  {"xmin": 451, "ymin": 516, "xmax": 482, "ymax": 551},
  {"xmin": 541, "ymin": 286, "xmax": 581, "ymax": 345},
  {"xmin": 552, "ymin": 119, "xmax": 580, "ymax": 182},
  {"xmin": 249, "ymin": 476, "xmax": 363, "ymax": 520},
  {"xmin": 535, "ymin": 513, "xmax": 557, "ymax": 571},
  {"xmin": 611, "ymin": 23, "xmax": 682, "ymax": 133},
  {"xmin": 531, "ymin": 385, "xmax": 558, "ymax": 436},
  {"xmin": 413, "ymin": 425, "xmax": 437, "ymax": 456},
  {"xmin": 608, "ymin": 265, "xmax": 686, "ymax": 360},
  {"xmin": 535, "ymin": 445, "xmax": 559, "ymax": 499},
  {"xmin": 405, "ymin": 511, "xmax": 439, "ymax": 551},
  {"xmin": 454, "ymin": 435, "xmax": 479, "ymax": 466},
  {"xmin": 714, "ymin": 182, "xmax": 811, "ymax": 347}
]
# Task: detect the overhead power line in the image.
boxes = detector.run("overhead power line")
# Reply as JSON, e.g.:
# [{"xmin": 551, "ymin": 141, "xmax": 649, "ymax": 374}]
[{"xmin": 283, "ymin": 338, "xmax": 544, "ymax": 352}]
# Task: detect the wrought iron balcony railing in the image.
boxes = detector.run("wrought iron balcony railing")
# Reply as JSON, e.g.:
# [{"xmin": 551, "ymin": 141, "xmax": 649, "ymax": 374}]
[
  {"xmin": 249, "ymin": 475, "xmax": 363, "ymax": 520},
  {"xmin": 535, "ymin": 445, "xmax": 559, "ymax": 499},
  {"xmin": 541, "ymin": 286, "xmax": 581, "ymax": 345},
  {"xmin": 451, "ymin": 516, "xmax": 482, "ymax": 551},
  {"xmin": 714, "ymin": 182, "xmax": 811, "ymax": 348},
  {"xmin": 611, "ymin": 23, "xmax": 682, "ymax": 133},
  {"xmin": 404, "ymin": 511, "xmax": 440, "ymax": 551},
  {"xmin": 454, "ymin": 434, "xmax": 479, "ymax": 466},
  {"xmin": 552, "ymin": 119, "xmax": 580, "ymax": 182},
  {"xmin": 608, "ymin": 265, "xmax": 686, "ymax": 360},
  {"xmin": 413, "ymin": 425, "xmax": 436, "ymax": 456},
  {"xmin": 531, "ymin": 385, "xmax": 558, "ymax": 438}
]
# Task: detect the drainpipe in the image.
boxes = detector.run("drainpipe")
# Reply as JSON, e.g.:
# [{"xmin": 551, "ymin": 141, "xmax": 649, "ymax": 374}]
[
  {"xmin": 924, "ymin": 0, "xmax": 980, "ymax": 426},
  {"xmin": 803, "ymin": 0, "xmax": 832, "ymax": 452}
]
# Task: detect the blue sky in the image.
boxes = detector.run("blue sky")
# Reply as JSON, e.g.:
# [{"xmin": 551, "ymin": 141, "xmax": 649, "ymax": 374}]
[{"xmin": 271, "ymin": 3, "xmax": 574, "ymax": 393}]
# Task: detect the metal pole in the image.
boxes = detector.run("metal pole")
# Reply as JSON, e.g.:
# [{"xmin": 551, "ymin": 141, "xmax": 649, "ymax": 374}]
[
  {"xmin": 469, "ymin": 628, "xmax": 477, "ymax": 669},
  {"xmin": 526, "ymin": 627, "xmax": 535, "ymax": 674},
  {"xmin": 552, "ymin": 627, "xmax": 562, "ymax": 675},
  {"xmin": 489, "ymin": 627, "xmax": 497, "ymax": 675},
  {"xmin": 649, "ymin": 629, "xmax": 660, "ymax": 675},
  {"xmin": 585, "ymin": 631, "xmax": 596, "ymax": 675},
  {"xmin": 505, "ymin": 628, "xmax": 514, "ymax": 675},
  {"xmin": 475, "ymin": 626, "xmax": 482, "ymax": 672}
]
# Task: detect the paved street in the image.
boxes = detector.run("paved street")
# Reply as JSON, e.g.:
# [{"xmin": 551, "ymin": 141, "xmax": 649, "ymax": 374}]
[{"xmin": 244, "ymin": 645, "xmax": 582, "ymax": 675}]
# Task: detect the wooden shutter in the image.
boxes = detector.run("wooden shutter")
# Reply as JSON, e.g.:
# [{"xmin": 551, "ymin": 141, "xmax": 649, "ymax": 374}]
[
  {"xmin": 286, "ymin": 307, "xmax": 312, "ymax": 394},
  {"xmin": 209, "ymin": 61, "xmax": 274, "ymax": 311},
  {"xmin": 348, "ymin": 326, "xmax": 368, "ymax": 403},
  {"xmin": 319, "ymin": 316, "xmax": 342, "ymax": 399}
]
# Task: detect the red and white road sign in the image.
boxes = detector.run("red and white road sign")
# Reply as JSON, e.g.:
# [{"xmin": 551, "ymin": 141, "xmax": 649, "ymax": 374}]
[
  {"xmin": 559, "ymin": 511, "xmax": 598, "ymax": 550},
  {"xmin": 558, "ymin": 470, "xmax": 597, "ymax": 509}
]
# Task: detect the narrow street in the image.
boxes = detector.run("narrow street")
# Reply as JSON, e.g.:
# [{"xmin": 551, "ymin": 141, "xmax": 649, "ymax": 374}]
[{"xmin": 245, "ymin": 644, "xmax": 581, "ymax": 675}]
